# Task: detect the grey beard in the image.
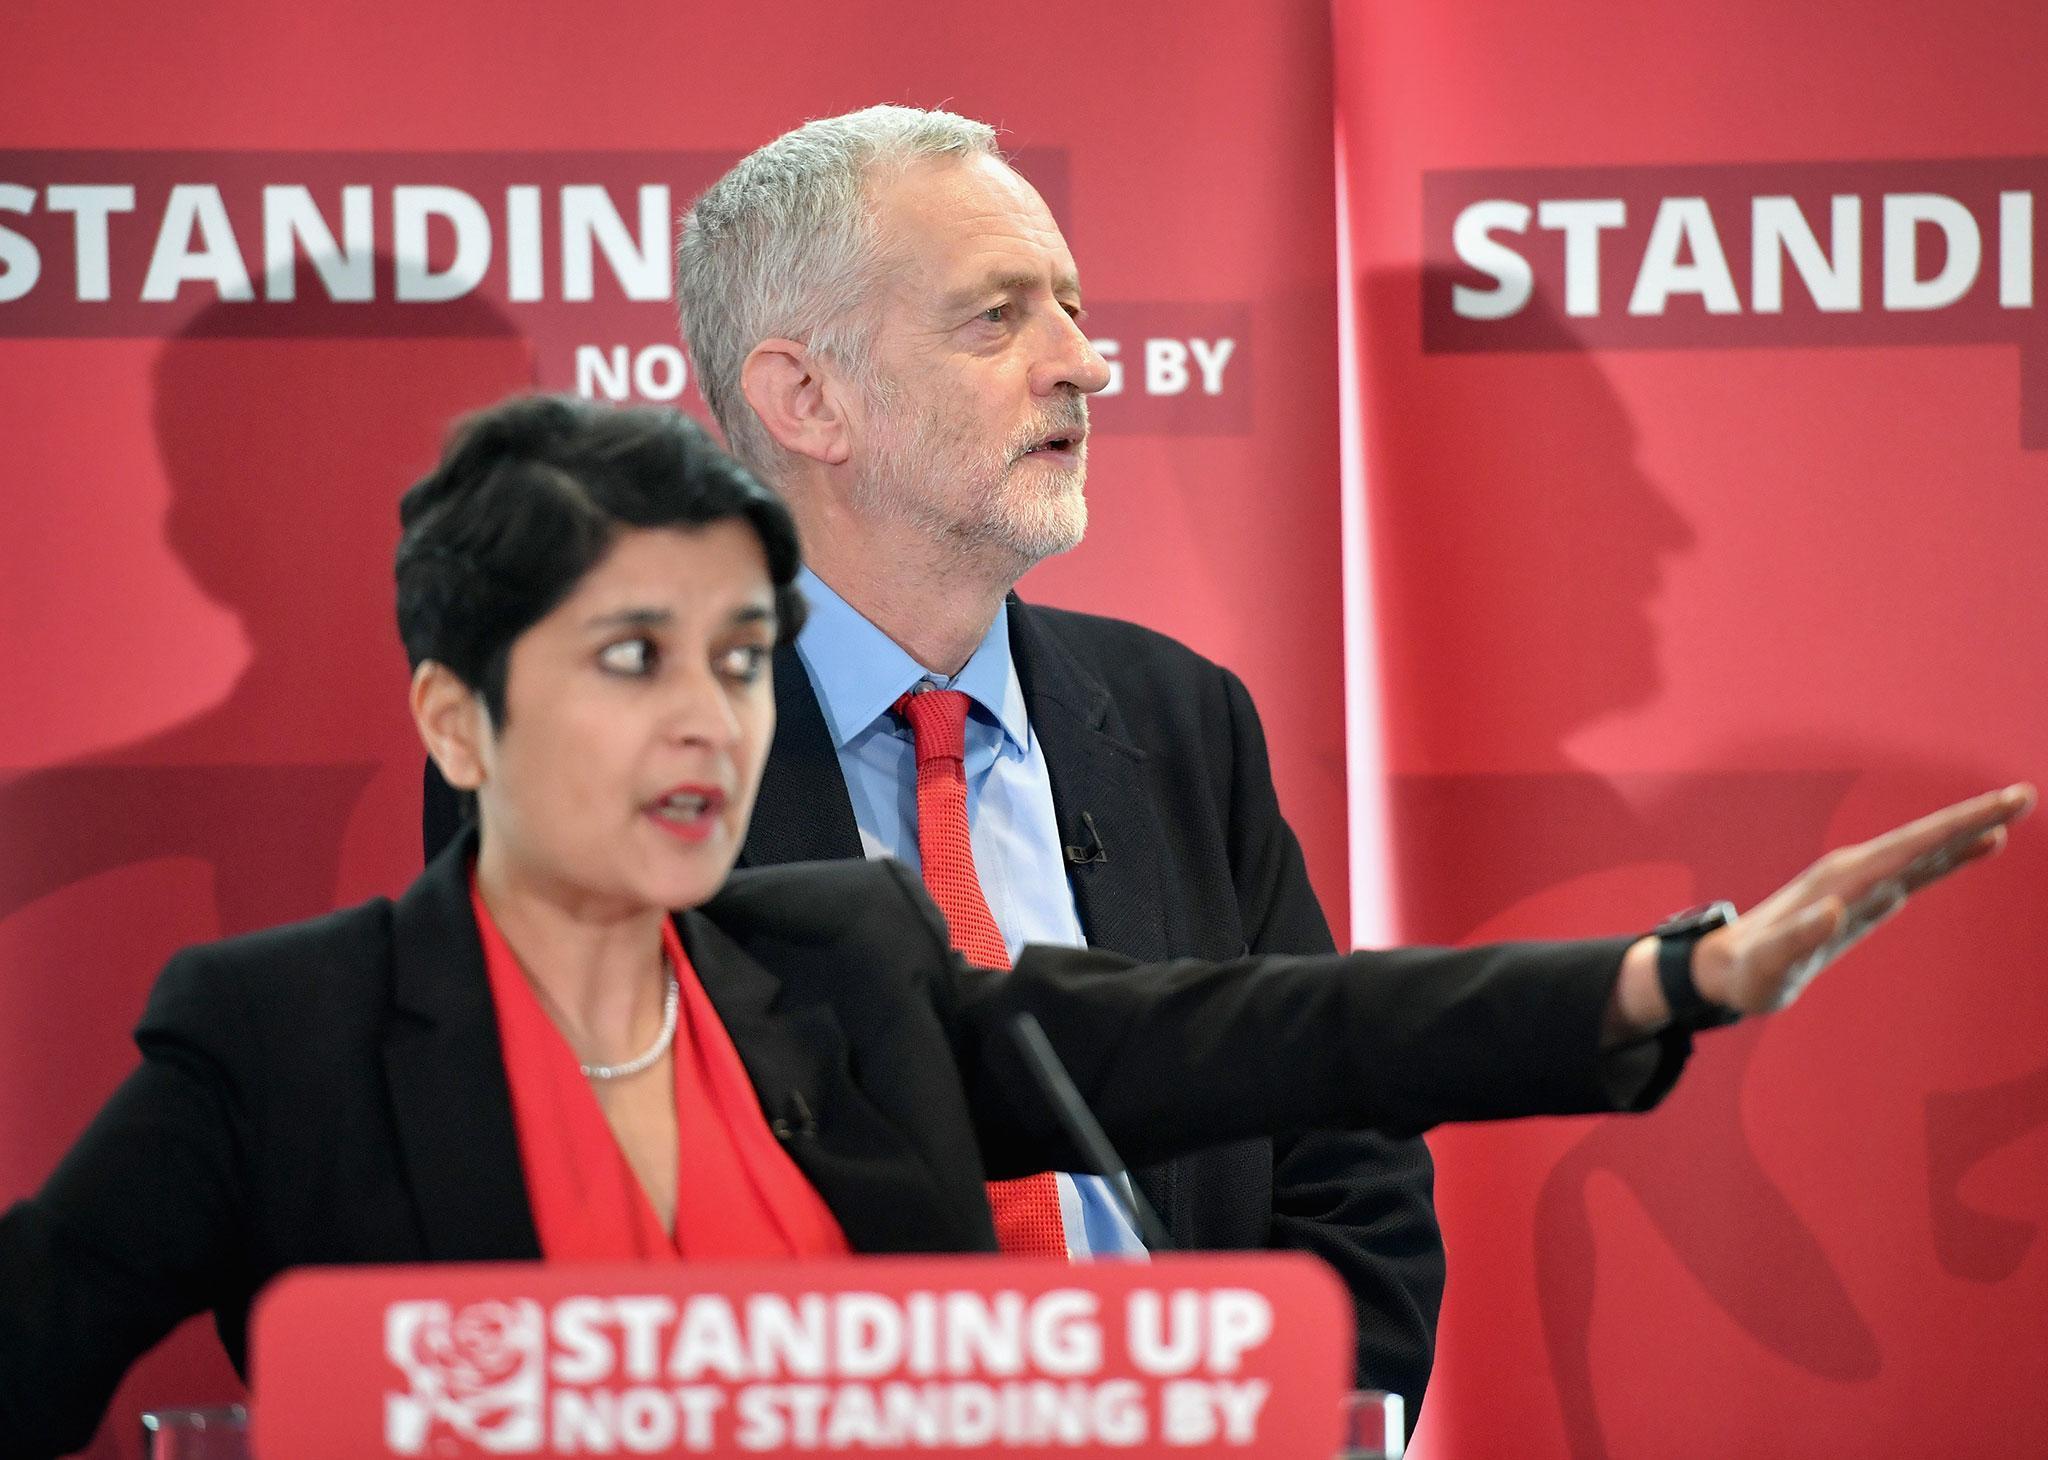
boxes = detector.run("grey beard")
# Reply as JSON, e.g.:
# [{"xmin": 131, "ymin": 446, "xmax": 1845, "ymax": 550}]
[{"xmin": 851, "ymin": 415, "xmax": 1089, "ymax": 567}]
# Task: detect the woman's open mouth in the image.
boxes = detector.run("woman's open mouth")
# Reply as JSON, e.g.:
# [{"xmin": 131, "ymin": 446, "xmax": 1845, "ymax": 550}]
[{"xmin": 646, "ymin": 784, "xmax": 727, "ymax": 843}]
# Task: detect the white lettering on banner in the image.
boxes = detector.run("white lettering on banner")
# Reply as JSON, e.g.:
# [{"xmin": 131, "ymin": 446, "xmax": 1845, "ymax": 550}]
[
  {"xmin": 1206, "ymin": 1289, "xmax": 1272, "ymax": 1373},
  {"xmin": 141, "ymin": 185, "xmax": 253, "ymax": 303},
  {"xmin": 1146, "ymin": 338, "xmax": 1191, "ymax": 394},
  {"xmin": 1159, "ymin": 1379, "xmax": 1271, "ymax": 1445},
  {"xmin": 1127, "ymin": 1289, "xmax": 1272, "ymax": 1376},
  {"xmin": 745, "ymin": 1295, "xmax": 828, "ymax": 1379},
  {"xmin": 393, "ymin": 185, "xmax": 492, "ymax": 302},
  {"xmin": 632, "ymin": 345, "xmax": 686, "ymax": 400},
  {"xmin": 561, "ymin": 185, "xmax": 671, "ymax": 303},
  {"xmin": 610, "ymin": 1295, "xmax": 674, "ymax": 1382},
  {"xmin": 551, "ymin": 1385, "xmax": 726, "ymax": 1452},
  {"xmin": 577, "ymin": 346, "xmax": 631, "ymax": 400},
  {"xmin": 551, "ymin": 1298, "xmax": 612, "ymax": 1386},
  {"xmin": 834, "ymin": 1292, "xmax": 900, "ymax": 1379},
  {"xmin": 1448, "ymin": 188, "xmax": 2044, "ymax": 318},
  {"xmin": 1751, "ymin": 195, "xmax": 1861, "ymax": 313},
  {"xmin": 1538, "ymin": 198, "xmax": 1626, "ymax": 317},
  {"xmin": 940, "ymin": 1291, "xmax": 1018, "ymax": 1374},
  {"xmin": 1186, "ymin": 336, "xmax": 1236, "ymax": 394},
  {"xmin": 0, "ymin": 184, "xmax": 40, "ymax": 302},
  {"xmin": 0, "ymin": 182, "xmax": 677, "ymax": 305},
  {"xmin": 1628, "ymin": 197, "xmax": 1741, "ymax": 316},
  {"xmin": 1884, "ymin": 193, "xmax": 1981, "ymax": 310},
  {"xmin": 0, "ymin": 159, "xmax": 1253, "ymax": 430},
  {"xmin": 1128, "ymin": 1291, "xmax": 1201, "ymax": 1374},
  {"xmin": 45, "ymin": 185, "xmax": 134, "ymax": 301},
  {"xmin": 575, "ymin": 345, "xmax": 692, "ymax": 402},
  {"xmin": 733, "ymin": 1380, "xmax": 1149, "ymax": 1450},
  {"xmin": 1034, "ymin": 1289, "xmax": 1104, "ymax": 1376},
  {"xmin": 1451, "ymin": 199, "xmax": 1534, "ymax": 319},
  {"xmin": 507, "ymin": 185, "xmax": 545, "ymax": 302},
  {"xmin": 2002, "ymin": 190, "xmax": 2034, "ymax": 307},
  {"xmin": 262, "ymin": 185, "xmax": 373, "ymax": 301},
  {"xmin": 535, "ymin": 1290, "xmax": 1112, "ymax": 1385},
  {"xmin": 383, "ymin": 1284, "xmax": 1290, "ymax": 1452},
  {"xmin": 668, "ymin": 1293, "xmax": 748, "ymax": 1381},
  {"xmin": 1094, "ymin": 337, "xmax": 1238, "ymax": 398}
]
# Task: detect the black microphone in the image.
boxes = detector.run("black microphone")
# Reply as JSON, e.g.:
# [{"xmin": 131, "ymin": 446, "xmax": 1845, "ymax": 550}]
[
  {"xmin": 1063, "ymin": 811, "xmax": 1107, "ymax": 866},
  {"xmin": 1009, "ymin": 1012, "xmax": 1173, "ymax": 1251}
]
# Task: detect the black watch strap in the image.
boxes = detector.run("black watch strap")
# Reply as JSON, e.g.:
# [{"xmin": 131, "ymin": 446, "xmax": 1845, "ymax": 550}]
[{"xmin": 1654, "ymin": 900, "xmax": 1741, "ymax": 1031}]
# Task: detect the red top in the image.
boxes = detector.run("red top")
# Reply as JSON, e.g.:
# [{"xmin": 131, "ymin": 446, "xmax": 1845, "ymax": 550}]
[{"xmin": 471, "ymin": 876, "xmax": 848, "ymax": 1262}]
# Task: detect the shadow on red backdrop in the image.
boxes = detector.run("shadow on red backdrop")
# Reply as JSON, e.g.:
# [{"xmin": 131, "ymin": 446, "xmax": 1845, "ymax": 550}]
[
  {"xmin": 1366, "ymin": 268, "xmax": 2048, "ymax": 1459},
  {"xmin": 0, "ymin": 267, "xmax": 535, "ymax": 1458}
]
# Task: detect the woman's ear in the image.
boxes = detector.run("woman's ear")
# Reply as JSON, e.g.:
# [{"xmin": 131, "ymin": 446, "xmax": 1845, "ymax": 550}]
[
  {"xmin": 740, "ymin": 338, "xmax": 853, "ymax": 466},
  {"xmin": 410, "ymin": 662, "xmax": 489, "ymax": 791}
]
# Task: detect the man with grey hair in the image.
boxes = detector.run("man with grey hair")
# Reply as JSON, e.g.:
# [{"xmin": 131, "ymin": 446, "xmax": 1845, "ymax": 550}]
[{"xmin": 674, "ymin": 104, "xmax": 1446, "ymax": 1413}]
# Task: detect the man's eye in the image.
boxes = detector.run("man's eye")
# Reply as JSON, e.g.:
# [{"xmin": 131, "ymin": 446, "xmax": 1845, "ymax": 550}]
[
  {"xmin": 717, "ymin": 644, "xmax": 770, "ymax": 683},
  {"xmin": 597, "ymin": 638, "xmax": 655, "ymax": 675},
  {"xmin": 980, "ymin": 304, "xmax": 1009, "ymax": 323}
]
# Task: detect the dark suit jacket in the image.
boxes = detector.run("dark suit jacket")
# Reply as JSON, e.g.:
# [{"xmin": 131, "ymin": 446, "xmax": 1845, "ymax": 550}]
[
  {"xmin": 2, "ymin": 828, "xmax": 1675, "ymax": 1458},
  {"xmin": 744, "ymin": 599, "xmax": 1450, "ymax": 1404}
]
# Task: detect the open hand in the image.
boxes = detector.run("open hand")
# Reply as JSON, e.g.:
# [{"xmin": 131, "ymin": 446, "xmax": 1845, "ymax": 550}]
[{"xmin": 1610, "ymin": 783, "xmax": 2035, "ymax": 1038}]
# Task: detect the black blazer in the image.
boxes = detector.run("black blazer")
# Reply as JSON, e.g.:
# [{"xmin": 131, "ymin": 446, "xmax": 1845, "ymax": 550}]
[
  {"xmin": 1, "ymin": 832, "xmax": 1679, "ymax": 1459},
  {"xmin": 742, "ymin": 598, "xmax": 1450, "ymax": 1404}
]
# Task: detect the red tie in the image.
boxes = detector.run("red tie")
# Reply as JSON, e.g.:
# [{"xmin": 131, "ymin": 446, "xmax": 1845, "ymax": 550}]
[{"xmin": 894, "ymin": 688, "xmax": 1070, "ymax": 1259}]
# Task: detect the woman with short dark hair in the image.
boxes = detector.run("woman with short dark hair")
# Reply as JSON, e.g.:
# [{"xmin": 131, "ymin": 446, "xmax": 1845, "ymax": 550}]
[{"xmin": 394, "ymin": 393, "xmax": 809, "ymax": 726}]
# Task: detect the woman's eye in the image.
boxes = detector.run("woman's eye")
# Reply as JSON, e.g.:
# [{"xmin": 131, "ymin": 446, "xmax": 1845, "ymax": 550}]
[
  {"xmin": 597, "ymin": 638, "xmax": 655, "ymax": 675},
  {"xmin": 717, "ymin": 644, "xmax": 770, "ymax": 683}
]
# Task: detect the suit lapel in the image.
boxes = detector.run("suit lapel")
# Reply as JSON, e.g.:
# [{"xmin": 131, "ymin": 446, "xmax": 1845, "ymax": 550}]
[
  {"xmin": 1009, "ymin": 600, "xmax": 1173, "ymax": 965},
  {"xmin": 1009, "ymin": 601, "xmax": 1187, "ymax": 1227},
  {"xmin": 682, "ymin": 897, "xmax": 962, "ymax": 1253},
  {"xmin": 675, "ymin": 903, "xmax": 838, "ymax": 1151},
  {"xmin": 382, "ymin": 835, "xmax": 542, "ymax": 1262},
  {"xmin": 743, "ymin": 643, "xmax": 864, "ymax": 868}
]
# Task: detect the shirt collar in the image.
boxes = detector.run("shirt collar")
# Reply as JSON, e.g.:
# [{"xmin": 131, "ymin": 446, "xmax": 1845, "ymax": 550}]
[{"xmin": 793, "ymin": 566, "xmax": 1029, "ymax": 755}]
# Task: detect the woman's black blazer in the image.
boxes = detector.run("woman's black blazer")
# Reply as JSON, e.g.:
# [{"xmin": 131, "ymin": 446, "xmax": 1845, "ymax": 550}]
[{"xmin": 0, "ymin": 832, "xmax": 1679, "ymax": 1455}]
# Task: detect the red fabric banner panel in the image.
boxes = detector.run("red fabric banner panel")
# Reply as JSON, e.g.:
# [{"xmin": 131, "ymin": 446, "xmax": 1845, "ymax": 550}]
[
  {"xmin": 2, "ymin": 6, "xmax": 1344, "ymax": 1457},
  {"xmin": 1337, "ymin": 3, "xmax": 2048, "ymax": 1457}
]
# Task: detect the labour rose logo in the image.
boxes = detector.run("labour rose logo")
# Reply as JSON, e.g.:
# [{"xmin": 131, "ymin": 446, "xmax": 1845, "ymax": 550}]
[{"xmin": 384, "ymin": 1299, "xmax": 546, "ymax": 1454}]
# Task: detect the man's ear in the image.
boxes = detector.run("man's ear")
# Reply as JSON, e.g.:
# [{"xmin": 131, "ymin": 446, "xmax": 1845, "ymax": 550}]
[
  {"xmin": 740, "ymin": 338, "xmax": 852, "ymax": 467},
  {"xmin": 411, "ymin": 661, "xmax": 489, "ymax": 791}
]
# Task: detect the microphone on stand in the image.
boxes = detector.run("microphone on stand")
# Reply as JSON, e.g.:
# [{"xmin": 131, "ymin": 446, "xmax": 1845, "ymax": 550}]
[{"xmin": 1009, "ymin": 1012, "xmax": 1173, "ymax": 1252}]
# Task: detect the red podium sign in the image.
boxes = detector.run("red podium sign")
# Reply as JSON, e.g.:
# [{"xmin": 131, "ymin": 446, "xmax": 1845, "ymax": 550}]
[{"xmin": 248, "ymin": 1254, "xmax": 1350, "ymax": 1458}]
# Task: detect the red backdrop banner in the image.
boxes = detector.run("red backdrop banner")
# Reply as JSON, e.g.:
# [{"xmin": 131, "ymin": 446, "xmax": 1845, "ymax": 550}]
[
  {"xmin": 1337, "ymin": 2, "xmax": 2048, "ymax": 1456},
  {"xmin": 0, "ymin": 6, "xmax": 1345, "ymax": 1456}
]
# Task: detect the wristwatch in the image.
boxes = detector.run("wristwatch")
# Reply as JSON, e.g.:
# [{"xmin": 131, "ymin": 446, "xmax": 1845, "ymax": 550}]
[{"xmin": 1653, "ymin": 900, "xmax": 1741, "ymax": 1031}]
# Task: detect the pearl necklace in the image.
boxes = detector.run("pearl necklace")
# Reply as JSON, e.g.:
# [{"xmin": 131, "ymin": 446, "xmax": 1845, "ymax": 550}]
[{"xmin": 580, "ymin": 968, "xmax": 680, "ymax": 1081}]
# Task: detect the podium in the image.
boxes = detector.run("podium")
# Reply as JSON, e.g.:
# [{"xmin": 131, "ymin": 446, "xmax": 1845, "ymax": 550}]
[{"xmin": 246, "ymin": 1253, "xmax": 1363, "ymax": 1457}]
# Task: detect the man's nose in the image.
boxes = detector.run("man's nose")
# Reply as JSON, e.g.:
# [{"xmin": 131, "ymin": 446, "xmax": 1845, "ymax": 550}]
[{"xmin": 1033, "ymin": 310, "xmax": 1112, "ymax": 396}]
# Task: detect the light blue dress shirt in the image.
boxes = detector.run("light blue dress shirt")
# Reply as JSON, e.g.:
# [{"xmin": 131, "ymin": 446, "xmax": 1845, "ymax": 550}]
[{"xmin": 792, "ymin": 567, "xmax": 1147, "ymax": 1260}]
